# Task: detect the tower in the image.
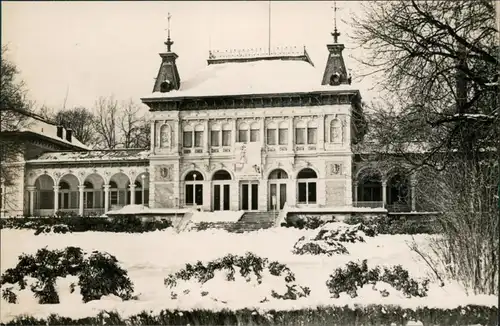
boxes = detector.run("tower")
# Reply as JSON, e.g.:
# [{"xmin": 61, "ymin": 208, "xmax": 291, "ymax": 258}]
[
  {"xmin": 321, "ymin": 2, "xmax": 351, "ymax": 86},
  {"xmin": 153, "ymin": 13, "xmax": 181, "ymax": 93}
]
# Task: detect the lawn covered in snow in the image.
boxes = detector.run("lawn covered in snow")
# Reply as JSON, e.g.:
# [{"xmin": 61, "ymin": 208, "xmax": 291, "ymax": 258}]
[{"xmin": 0, "ymin": 226, "xmax": 497, "ymax": 323}]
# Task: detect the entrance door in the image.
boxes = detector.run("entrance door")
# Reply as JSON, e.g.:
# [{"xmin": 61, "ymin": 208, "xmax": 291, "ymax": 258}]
[
  {"xmin": 241, "ymin": 182, "xmax": 259, "ymax": 210},
  {"xmin": 213, "ymin": 184, "xmax": 230, "ymax": 211},
  {"xmin": 269, "ymin": 182, "xmax": 286, "ymax": 210}
]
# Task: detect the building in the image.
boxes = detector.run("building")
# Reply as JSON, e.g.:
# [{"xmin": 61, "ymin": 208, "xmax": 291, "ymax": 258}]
[{"xmin": 0, "ymin": 25, "xmax": 417, "ymax": 218}]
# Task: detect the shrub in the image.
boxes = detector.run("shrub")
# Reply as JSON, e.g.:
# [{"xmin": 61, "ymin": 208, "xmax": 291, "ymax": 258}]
[
  {"xmin": 0, "ymin": 216, "xmax": 172, "ymax": 234},
  {"xmin": 2, "ymin": 305, "xmax": 498, "ymax": 326},
  {"xmin": 344, "ymin": 214, "xmax": 439, "ymax": 235},
  {"xmin": 326, "ymin": 259, "xmax": 430, "ymax": 299},
  {"xmin": 0, "ymin": 247, "xmax": 134, "ymax": 304},
  {"xmin": 165, "ymin": 252, "xmax": 310, "ymax": 301},
  {"xmin": 292, "ymin": 223, "xmax": 377, "ymax": 257},
  {"xmin": 282, "ymin": 214, "xmax": 335, "ymax": 229}
]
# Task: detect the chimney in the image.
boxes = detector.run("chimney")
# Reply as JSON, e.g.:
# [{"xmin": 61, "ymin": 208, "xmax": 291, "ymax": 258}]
[
  {"xmin": 56, "ymin": 126, "xmax": 63, "ymax": 138},
  {"xmin": 66, "ymin": 129, "xmax": 72, "ymax": 142}
]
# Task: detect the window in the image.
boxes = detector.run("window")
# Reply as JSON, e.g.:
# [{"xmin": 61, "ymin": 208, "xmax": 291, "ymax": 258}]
[
  {"xmin": 250, "ymin": 123, "xmax": 259, "ymax": 142},
  {"xmin": 307, "ymin": 128, "xmax": 317, "ymax": 144},
  {"xmin": 109, "ymin": 181, "xmax": 119, "ymax": 206},
  {"xmin": 211, "ymin": 130, "xmax": 220, "ymax": 146},
  {"xmin": 194, "ymin": 131, "xmax": 203, "ymax": 147},
  {"xmin": 297, "ymin": 168, "xmax": 317, "ymax": 204},
  {"xmin": 183, "ymin": 131, "xmax": 193, "ymax": 147},
  {"xmin": 295, "ymin": 128, "xmax": 305, "ymax": 144},
  {"xmin": 222, "ymin": 124, "xmax": 231, "ymax": 146},
  {"xmin": 278, "ymin": 122, "xmax": 288, "ymax": 145},
  {"xmin": 267, "ymin": 129, "xmax": 276, "ymax": 145},
  {"xmin": 238, "ymin": 123, "xmax": 249, "ymax": 143}
]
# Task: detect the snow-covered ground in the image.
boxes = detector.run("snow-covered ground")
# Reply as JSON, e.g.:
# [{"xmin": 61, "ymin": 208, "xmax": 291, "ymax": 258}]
[{"xmin": 0, "ymin": 227, "xmax": 497, "ymax": 322}]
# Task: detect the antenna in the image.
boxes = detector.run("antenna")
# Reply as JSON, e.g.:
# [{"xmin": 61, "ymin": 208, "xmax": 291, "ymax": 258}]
[{"xmin": 268, "ymin": 0, "xmax": 272, "ymax": 54}]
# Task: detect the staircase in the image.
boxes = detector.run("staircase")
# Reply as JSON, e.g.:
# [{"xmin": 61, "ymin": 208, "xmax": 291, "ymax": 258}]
[{"xmin": 189, "ymin": 211, "xmax": 276, "ymax": 233}]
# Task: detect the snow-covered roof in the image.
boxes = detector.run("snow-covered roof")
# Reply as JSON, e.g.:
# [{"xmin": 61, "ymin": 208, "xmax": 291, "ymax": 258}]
[
  {"xmin": 143, "ymin": 59, "xmax": 359, "ymax": 100},
  {"xmin": 23, "ymin": 118, "xmax": 89, "ymax": 150},
  {"xmin": 27, "ymin": 149, "xmax": 150, "ymax": 163}
]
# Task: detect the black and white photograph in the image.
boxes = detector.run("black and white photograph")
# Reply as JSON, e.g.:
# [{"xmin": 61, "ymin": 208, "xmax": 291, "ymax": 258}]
[{"xmin": 1, "ymin": 1, "xmax": 499, "ymax": 325}]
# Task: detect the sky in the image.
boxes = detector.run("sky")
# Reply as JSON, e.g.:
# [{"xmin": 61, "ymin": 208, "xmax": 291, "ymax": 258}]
[{"xmin": 2, "ymin": 1, "xmax": 376, "ymax": 112}]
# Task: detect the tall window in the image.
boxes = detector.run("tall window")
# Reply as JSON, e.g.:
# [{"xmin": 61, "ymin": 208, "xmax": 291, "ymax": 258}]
[
  {"xmin": 84, "ymin": 181, "xmax": 94, "ymax": 209},
  {"xmin": 211, "ymin": 129, "xmax": 220, "ymax": 146},
  {"xmin": 185, "ymin": 171, "xmax": 203, "ymax": 206},
  {"xmin": 250, "ymin": 122, "xmax": 260, "ymax": 142},
  {"xmin": 278, "ymin": 121, "xmax": 288, "ymax": 145},
  {"xmin": 266, "ymin": 122, "xmax": 277, "ymax": 145},
  {"xmin": 109, "ymin": 181, "xmax": 119, "ymax": 206},
  {"xmin": 238, "ymin": 123, "xmax": 249, "ymax": 143},
  {"xmin": 222, "ymin": 123, "xmax": 231, "ymax": 146},
  {"xmin": 183, "ymin": 125, "xmax": 204, "ymax": 148},
  {"xmin": 297, "ymin": 168, "xmax": 317, "ymax": 204},
  {"xmin": 295, "ymin": 120, "xmax": 317, "ymax": 145}
]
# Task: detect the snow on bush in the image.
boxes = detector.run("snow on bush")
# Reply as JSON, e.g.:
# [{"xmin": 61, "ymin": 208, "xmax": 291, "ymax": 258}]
[
  {"xmin": 34, "ymin": 224, "xmax": 71, "ymax": 235},
  {"xmin": 326, "ymin": 259, "xmax": 430, "ymax": 299},
  {"xmin": 292, "ymin": 222, "xmax": 377, "ymax": 256},
  {"xmin": 0, "ymin": 247, "xmax": 134, "ymax": 304},
  {"xmin": 164, "ymin": 252, "xmax": 310, "ymax": 303}
]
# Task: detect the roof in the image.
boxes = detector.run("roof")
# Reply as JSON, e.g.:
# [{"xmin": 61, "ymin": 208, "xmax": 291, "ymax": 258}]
[
  {"xmin": 27, "ymin": 149, "xmax": 150, "ymax": 163},
  {"xmin": 143, "ymin": 58, "xmax": 359, "ymax": 100},
  {"xmin": 23, "ymin": 118, "xmax": 89, "ymax": 150}
]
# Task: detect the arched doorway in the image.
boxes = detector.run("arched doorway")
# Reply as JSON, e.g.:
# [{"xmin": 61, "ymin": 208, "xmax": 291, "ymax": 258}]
[
  {"xmin": 83, "ymin": 173, "xmax": 105, "ymax": 215},
  {"xmin": 212, "ymin": 170, "xmax": 231, "ymax": 211},
  {"xmin": 34, "ymin": 175, "xmax": 55, "ymax": 215},
  {"xmin": 357, "ymin": 171, "xmax": 383, "ymax": 207},
  {"xmin": 268, "ymin": 169, "xmax": 288, "ymax": 210},
  {"xmin": 108, "ymin": 173, "xmax": 130, "ymax": 210},
  {"xmin": 185, "ymin": 171, "xmax": 203, "ymax": 207},
  {"xmin": 58, "ymin": 174, "xmax": 79, "ymax": 211},
  {"xmin": 297, "ymin": 168, "xmax": 317, "ymax": 204},
  {"xmin": 386, "ymin": 173, "xmax": 411, "ymax": 211}
]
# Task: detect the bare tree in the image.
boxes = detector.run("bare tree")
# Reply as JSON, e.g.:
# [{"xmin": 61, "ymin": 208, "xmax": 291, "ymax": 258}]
[
  {"xmin": 351, "ymin": 0, "xmax": 499, "ymax": 295},
  {"xmin": 53, "ymin": 107, "xmax": 96, "ymax": 146},
  {"xmin": 93, "ymin": 96, "xmax": 119, "ymax": 149},
  {"xmin": 119, "ymin": 99, "xmax": 150, "ymax": 149}
]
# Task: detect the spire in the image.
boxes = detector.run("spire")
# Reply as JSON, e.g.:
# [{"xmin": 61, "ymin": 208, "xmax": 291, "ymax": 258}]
[
  {"xmin": 165, "ymin": 12, "xmax": 174, "ymax": 52},
  {"xmin": 153, "ymin": 12, "xmax": 181, "ymax": 93},
  {"xmin": 321, "ymin": 1, "xmax": 350, "ymax": 86},
  {"xmin": 331, "ymin": 1, "xmax": 341, "ymax": 44}
]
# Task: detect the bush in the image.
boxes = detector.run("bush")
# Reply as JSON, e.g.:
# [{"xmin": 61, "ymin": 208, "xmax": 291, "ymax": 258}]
[
  {"xmin": 292, "ymin": 223, "xmax": 377, "ymax": 257},
  {"xmin": 281, "ymin": 214, "xmax": 335, "ymax": 229},
  {"xmin": 0, "ymin": 247, "xmax": 134, "ymax": 304},
  {"xmin": 165, "ymin": 252, "xmax": 310, "ymax": 301},
  {"xmin": 1, "ymin": 305, "xmax": 497, "ymax": 326},
  {"xmin": 344, "ymin": 214, "xmax": 439, "ymax": 235},
  {"xmin": 0, "ymin": 216, "xmax": 172, "ymax": 234},
  {"xmin": 326, "ymin": 259, "xmax": 430, "ymax": 299}
]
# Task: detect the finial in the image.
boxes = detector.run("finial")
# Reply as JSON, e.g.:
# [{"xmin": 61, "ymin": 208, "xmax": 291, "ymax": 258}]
[
  {"xmin": 331, "ymin": 1, "xmax": 341, "ymax": 43},
  {"xmin": 165, "ymin": 12, "xmax": 174, "ymax": 52}
]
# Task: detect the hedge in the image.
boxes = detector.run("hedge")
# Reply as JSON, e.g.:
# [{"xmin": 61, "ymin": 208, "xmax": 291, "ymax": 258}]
[
  {"xmin": 0, "ymin": 216, "xmax": 172, "ymax": 234},
  {"xmin": 1, "ymin": 304, "xmax": 497, "ymax": 325}
]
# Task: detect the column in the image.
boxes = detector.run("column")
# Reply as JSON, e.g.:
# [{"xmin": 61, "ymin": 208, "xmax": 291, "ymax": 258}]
[
  {"xmin": 204, "ymin": 119, "xmax": 209, "ymax": 153},
  {"xmin": 288, "ymin": 117, "xmax": 294, "ymax": 151},
  {"xmin": 150, "ymin": 121, "xmax": 156, "ymax": 152},
  {"xmin": 287, "ymin": 178, "xmax": 296, "ymax": 207},
  {"xmin": 27, "ymin": 186, "xmax": 36, "ymax": 216},
  {"xmin": 78, "ymin": 185, "xmax": 85, "ymax": 216},
  {"xmin": 318, "ymin": 115, "xmax": 325, "ymax": 150},
  {"xmin": 260, "ymin": 118, "xmax": 265, "ymax": 147},
  {"xmin": 382, "ymin": 181, "xmax": 387, "ymax": 209},
  {"xmin": 202, "ymin": 180, "xmax": 211, "ymax": 211},
  {"xmin": 353, "ymin": 184, "xmax": 358, "ymax": 203},
  {"xmin": 53, "ymin": 185, "xmax": 60, "ymax": 214},
  {"xmin": 103, "ymin": 184, "xmax": 110, "ymax": 213},
  {"xmin": 411, "ymin": 184, "xmax": 416, "ymax": 212},
  {"xmin": 129, "ymin": 184, "xmax": 136, "ymax": 205},
  {"xmin": 231, "ymin": 119, "xmax": 237, "ymax": 152}
]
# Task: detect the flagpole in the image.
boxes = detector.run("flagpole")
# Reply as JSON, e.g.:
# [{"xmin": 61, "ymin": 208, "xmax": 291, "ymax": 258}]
[{"xmin": 268, "ymin": 0, "xmax": 271, "ymax": 54}]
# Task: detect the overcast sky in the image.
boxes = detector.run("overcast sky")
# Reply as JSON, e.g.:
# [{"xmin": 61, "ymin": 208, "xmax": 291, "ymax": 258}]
[{"xmin": 2, "ymin": 1, "xmax": 375, "ymax": 112}]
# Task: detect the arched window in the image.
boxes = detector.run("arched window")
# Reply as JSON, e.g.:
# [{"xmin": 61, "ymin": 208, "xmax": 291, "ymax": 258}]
[
  {"xmin": 250, "ymin": 122, "xmax": 260, "ymax": 142},
  {"xmin": 278, "ymin": 121, "xmax": 288, "ymax": 145},
  {"xmin": 183, "ymin": 125, "xmax": 193, "ymax": 148},
  {"xmin": 297, "ymin": 168, "xmax": 317, "ymax": 204},
  {"xmin": 268, "ymin": 169, "xmax": 288, "ymax": 179},
  {"xmin": 84, "ymin": 181, "xmax": 93, "ymax": 189},
  {"xmin": 185, "ymin": 171, "xmax": 203, "ymax": 206},
  {"xmin": 266, "ymin": 122, "xmax": 277, "ymax": 145},
  {"xmin": 212, "ymin": 170, "xmax": 232, "ymax": 180},
  {"xmin": 59, "ymin": 181, "xmax": 70, "ymax": 190},
  {"xmin": 357, "ymin": 172, "xmax": 382, "ymax": 203},
  {"xmin": 211, "ymin": 124, "xmax": 221, "ymax": 147},
  {"xmin": 222, "ymin": 124, "xmax": 232, "ymax": 147},
  {"xmin": 330, "ymin": 119, "xmax": 342, "ymax": 143},
  {"xmin": 238, "ymin": 123, "xmax": 249, "ymax": 143},
  {"xmin": 194, "ymin": 124, "xmax": 204, "ymax": 148}
]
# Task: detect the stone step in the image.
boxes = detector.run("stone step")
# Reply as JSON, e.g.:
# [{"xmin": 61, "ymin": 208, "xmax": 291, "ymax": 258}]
[
  {"xmin": 191, "ymin": 221, "xmax": 275, "ymax": 233},
  {"xmin": 240, "ymin": 212, "xmax": 276, "ymax": 223}
]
